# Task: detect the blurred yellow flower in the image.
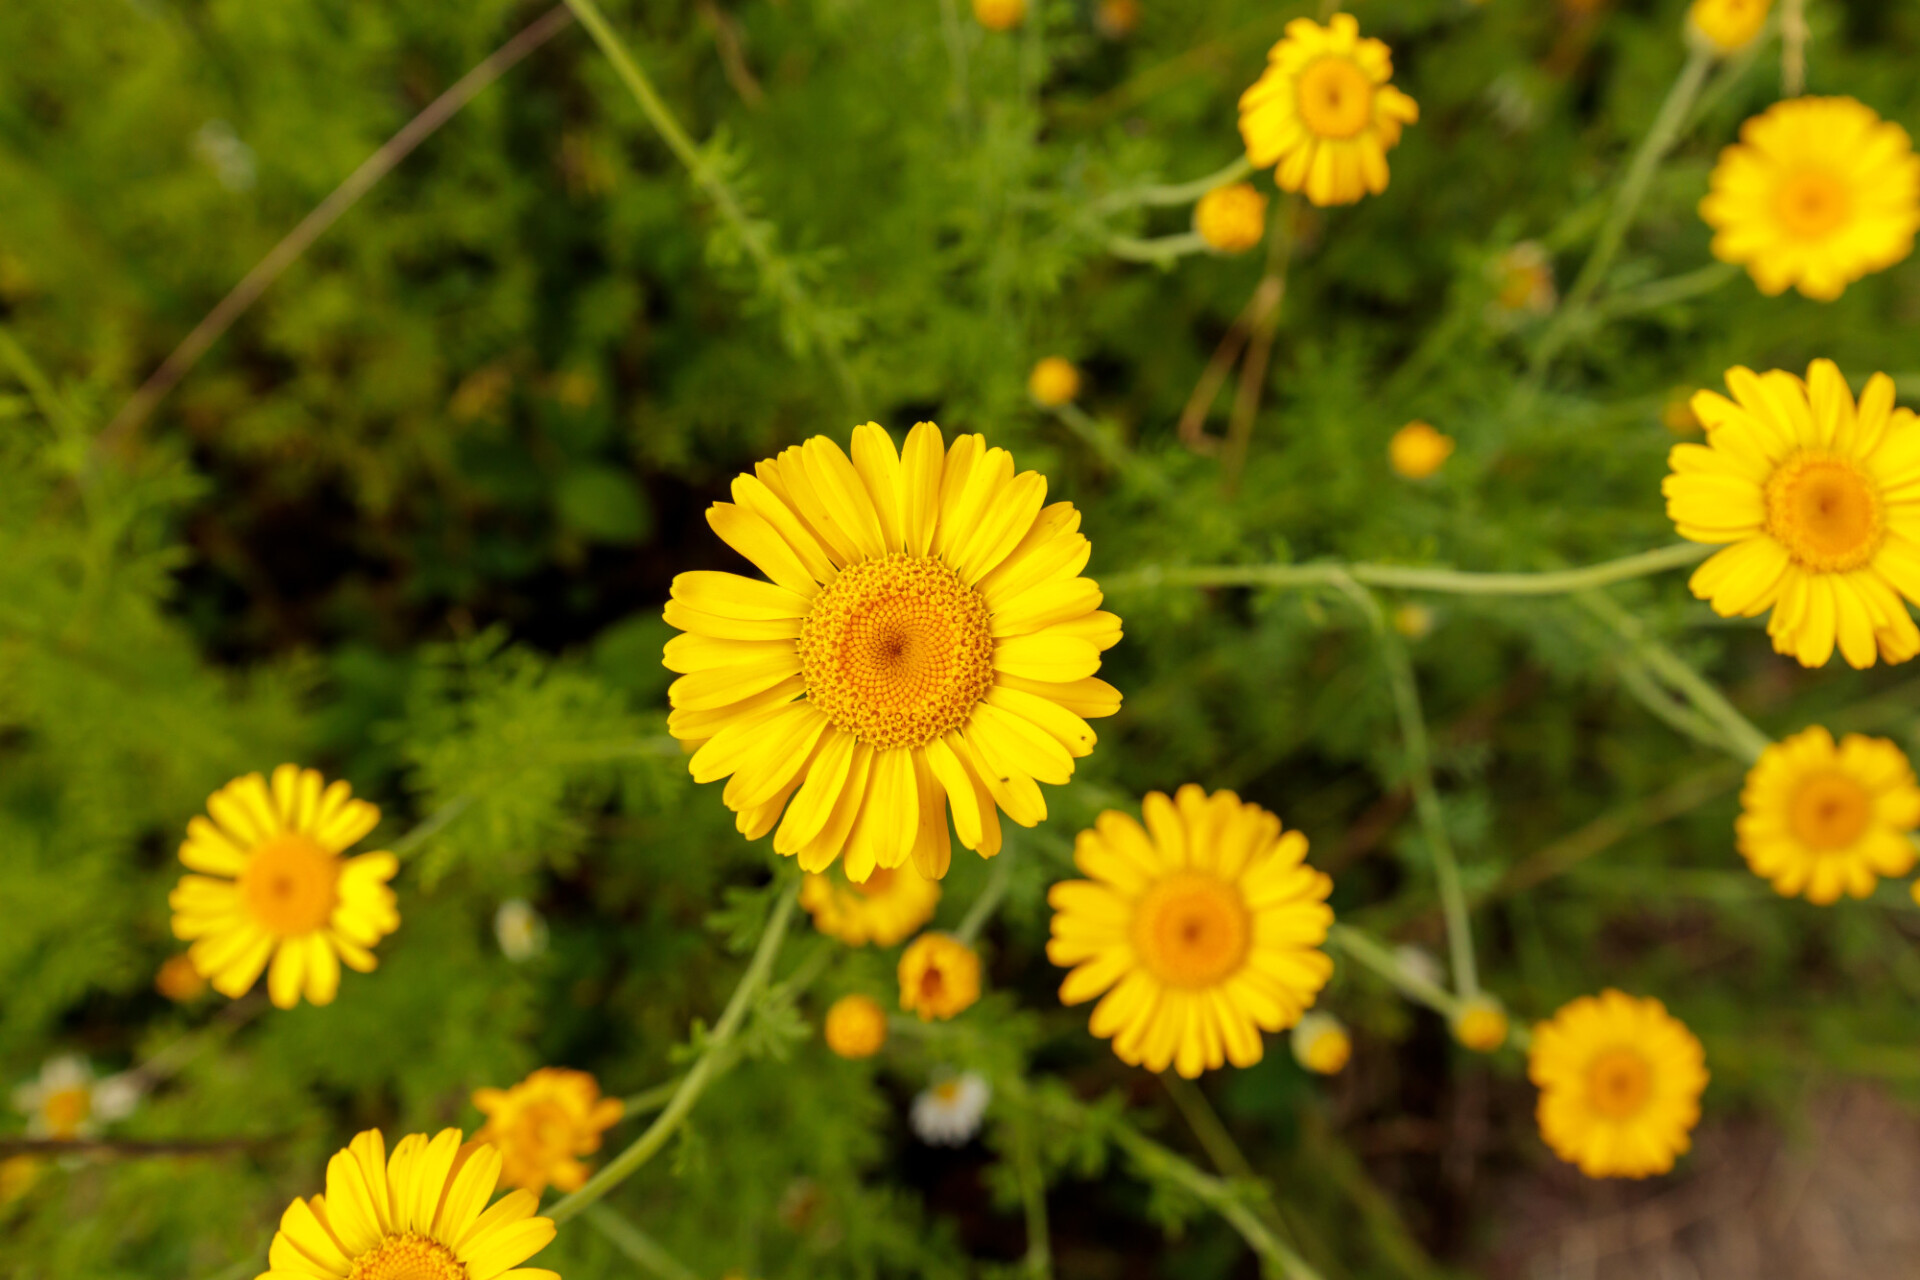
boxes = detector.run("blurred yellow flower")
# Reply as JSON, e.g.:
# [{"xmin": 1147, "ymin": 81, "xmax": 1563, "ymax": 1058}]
[
  {"xmin": 1028, "ymin": 356, "xmax": 1081, "ymax": 407},
  {"xmin": 1664, "ymin": 360, "xmax": 1920, "ymax": 669},
  {"xmin": 1452, "ymin": 995, "xmax": 1510, "ymax": 1052},
  {"xmin": 1529, "ymin": 991, "xmax": 1707, "ymax": 1179},
  {"xmin": 1291, "ymin": 1012, "xmax": 1351, "ymax": 1074},
  {"xmin": 1389, "ymin": 421, "xmax": 1454, "ymax": 479},
  {"xmin": 0, "ymin": 1155, "xmax": 42, "ymax": 1207},
  {"xmin": 898, "ymin": 932, "xmax": 981, "ymax": 1021},
  {"xmin": 168, "ymin": 766, "xmax": 399, "ymax": 1009},
  {"xmin": 1686, "ymin": 0, "xmax": 1770, "ymax": 55},
  {"xmin": 824, "ymin": 994, "xmax": 889, "ymax": 1058},
  {"xmin": 473, "ymin": 1067, "xmax": 624, "ymax": 1197},
  {"xmin": 1238, "ymin": 15, "xmax": 1419, "ymax": 208},
  {"xmin": 1094, "ymin": 0, "xmax": 1140, "ymax": 39},
  {"xmin": 1737, "ymin": 726, "xmax": 1920, "ymax": 903},
  {"xmin": 1391, "ymin": 602, "xmax": 1435, "ymax": 641},
  {"xmin": 1489, "ymin": 241, "xmax": 1556, "ymax": 318},
  {"xmin": 155, "ymin": 953, "xmax": 208, "ymax": 1002},
  {"xmin": 801, "ymin": 863, "xmax": 940, "ymax": 946},
  {"xmin": 1193, "ymin": 183, "xmax": 1269, "ymax": 253},
  {"xmin": 972, "ymin": 0, "xmax": 1024, "ymax": 31},
  {"xmin": 1048, "ymin": 786, "xmax": 1335, "ymax": 1078},
  {"xmin": 1701, "ymin": 97, "xmax": 1920, "ymax": 301}
]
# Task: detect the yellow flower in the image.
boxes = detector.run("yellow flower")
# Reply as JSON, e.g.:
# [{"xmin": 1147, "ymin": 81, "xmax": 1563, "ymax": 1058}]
[
  {"xmin": 898, "ymin": 932, "xmax": 981, "ymax": 1021},
  {"xmin": 1193, "ymin": 183, "xmax": 1269, "ymax": 253},
  {"xmin": 1686, "ymin": 0, "xmax": 1770, "ymax": 55},
  {"xmin": 155, "ymin": 953, "xmax": 208, "ymax": 1002},
  {"xmin": 1391, "ymin": 602, "xmax": 1434, "ymax": 641},
  {"xmin": 1701, "ymin": 97, "xmax": 1920, "ymax": 301},
  {"xmin": 1094, "ymin": 0, "xmax": 1140, "ymax": 39},
  {"xmin": 664, "ymin": 423, "xmax": 1122, "ymax": 881},
  {"xmin": 1027, "ymin": 357, "xmax": 1081, "ymax": 408},
  {"xmin": 801, "ymin": 863, "xmax": 941, "ymax": 946},
  {"xmin": 824, "ymin": 994, "xmax": 889, "ymax": 1058},
  {"xmin": 472, "ymin": 1068, "xmax": 624, "ymax": 1197},
  {"xmin": 168, "ymin": 766, "xmax": 399, "ymax": 1010},
  {"xmin": 1238, "ymin": 15, "xmax": 1419, "ymax": 208},
  {"xmin": 1389, "ymin": 421, "xmax": 1454, "ymax": 479},
  {"xmin": 1664, "ymin": 360, "xmax": 1920, "ymax": 669},
  {"xmin": 1529, "ymin": 991, "xmax": 1708, "ymax": 1179},
  {"xmin": 1047, "ymin": 786, "xmax": 1335, "ymax": 1079},
  {"xmin": 1290, "ymin": 1012, "xmax": 1351, "ymax": 1074},
  {"xmin": 0, "ymin": 1155, "xmax": 43, "ymax": 1207},
  {"xmin": 1736, "ymin": 726, "xmax": 1920, "ymax": 903},
  {"xmin": 255, "ymin": 1128, "xmax": 558, "ymax": 1280},
  {"xmin": 1452, "ymin": 995, "xmax": 1510, "ymax": 1052},
  {"xmin": 1488, "ymin": 241, "xmax": 1556, "ymax": 318},
  {"xmin": 972, "ymin": 0, "xmax": 1024, "ymax": 32}
]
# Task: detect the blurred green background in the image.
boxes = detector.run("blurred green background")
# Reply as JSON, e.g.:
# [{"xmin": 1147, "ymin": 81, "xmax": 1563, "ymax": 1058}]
[{"xmin": 5, "ymin": 0, "xmax": 1920, "ymax": 1276}]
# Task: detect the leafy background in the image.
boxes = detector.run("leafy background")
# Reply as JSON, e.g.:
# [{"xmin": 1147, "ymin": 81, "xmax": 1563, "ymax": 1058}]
[{"xmin": 4, "ymin": 0, "xmax": 1920, "ymax": 1276}]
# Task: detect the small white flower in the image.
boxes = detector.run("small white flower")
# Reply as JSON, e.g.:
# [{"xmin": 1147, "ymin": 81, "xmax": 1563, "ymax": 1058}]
[
  {"xmin": 11, "ymin": 1056, "xmax": 141, "ymax": 1139},
  {"xmin": 910, "ymin": 1071, "xmax": 990, "ymax": 1146},
  {"xmin": 192, "ymin": 120, "xmax": 257, "ymax": 193},
  {"xmin": 494, "ymin": 899, "xmax": 549, "ymax": 962},
  {"xmin": 1392, "ymin": 944, "xmax": 1444, "ymax": 990}
]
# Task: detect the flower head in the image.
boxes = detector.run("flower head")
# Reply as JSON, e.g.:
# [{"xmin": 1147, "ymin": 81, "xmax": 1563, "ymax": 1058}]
[
  {"xmin": 910, "ymin": 1072, "xmax": 991, "ymax": 1145},
  {"xmin": 1028, "ymin": 357, "xmax": 1081, "ymax": 408},
  {"xmin": 156, "ymin": 953, "xmax": 208, "ymax": 1002},
  {"xmin": 472, "ymin": 1068, "xmax": 624, "ymax": 1197},
  {"xmin": 494, "ymin": 899, "xmax": 550, "ymax": 962},
  {"xmin": 1094, "ymin": 0, "xmax": 1140, "ymax": 39},
  {"xmin": 256, "ymin": 1128, "xmax": 558, "ymax": 1280},
  {"xmin": 169, "ymin": 766, "xmax": 399, "ymax": 1009},
  {"xmin": 801, "ymin": 863, "xmax": 940, "ymax": 947},
  {"xmin": 972, "ymin": 0, "xmax": 1024, "ymax": 32},
  {"xmin": 1664, "ymin": 360, "xmax": 1920, "ymax": 669},
  {"xmin": 12, "ymin": 1056, "xmax": 140, "ymax": 1140},
  {"xmin": 1048, "ymin": 786, "xmax": 1335, "ymax": 1078},
  {"xmin": 1529, "ymin": 991, "xmax": 1708, "ymax": 1179},
  {"xmin": 1452, "ymin": 995, "xmax": 1510, "ymax": 1052},
  {"xmin": 898, "ymin": 932, "xmax": 981, "ymax": 1020},
  {"xmin": 1488, "ymin": 241, "xmax": 1556, "ymax": 320},
  {"xmin": 1389, "ymin": 421, "xmax": 1454, "ymax": 479},
  {"xmin": 1687, "ymin": 0, "xmax": 1770, "ymax": 55},
  {"xmin": 1238, "ymin": 14, "xmax": 1419, "ymax": 207},
  {"xmin": 824, "ymin": 994, "xmax": 889, "ymax": 1059},
  {"xmin": 1391, "ymin": 602, "xmax": 1435, "ymax": 641},
  {"xmin": 1736, "ymin": 726, "xmax": 1920, "ymax": 903},
  {"xmin": 1291, "ymin": 1012, "xmax": 1351, "ymax": 1074},
  {"xmin": 1701, "ymin": 97, "xmax": 1920, "ymax": 301},
  {"xmin": 1194, "ymin": 183, "xmax": 1269, "ymax": 253},
  {"xmin": 664, "ymin": 423, "xmax": 1121, "ymax": 882}
]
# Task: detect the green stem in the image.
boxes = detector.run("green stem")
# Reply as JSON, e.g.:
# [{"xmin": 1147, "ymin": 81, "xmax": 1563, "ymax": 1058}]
[
  {"xmin": 618, "ymin": 1076, "xmax": 682, "ymax": 1116},
  {"xmin": 1103, "ymin": 541, "xmax": 1709, "ymax": 597},
  {"xmin": 1107, "ymin": 231, "xmax": 1212, "ymax": 265},
  {"xmin": 1160, "ymin": 1074, "xmax": 1257, "ymax": 1182},
  {"xmin": 1612, "ymin": 654, "xmax": 1735, "ymax": 752},
  {"xmin": 1578, "ymin": 591, "xmax": 1772, "ymax": 763},
  {"xmin": 1592, "ymin": 260, "xmax": 1740, "ymax": 320},
  {"xmin": 955, "ymin": 846, "xmax": 1012, "ymax": 945},
  {"xmin": 1009, "ymin": 1104, "xmax": 1053, "ymax": 1280},
  {"xmin": 584, "ymin": 1203, "xmax": 702, "ymax": 1280},
  {"xmin": 548, "ymin": 881, "xmax": 800, "ymax": 1225},
  {"xmin": 1094, "ymin": 155, "xmax": 1256, "ymax": 214}
]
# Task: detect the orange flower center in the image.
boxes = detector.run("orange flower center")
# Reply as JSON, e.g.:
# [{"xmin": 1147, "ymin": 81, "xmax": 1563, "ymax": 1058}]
[
  {"xmin": 239, "ymin": 834, "xmax": 340, "ymax": 937},
  {"xmin": 1763, "ymin": 455, "xmax": 1884, "ymax": 572},
  {"xmin": 348, "ymin": 1234, "xmax": 467, "ymax": 1280},
  {"xmin": 42, "ymin": 1086, "xmax": 91, "ymax": 1137},
  {"xmin": 933, "ymin": 1080, "xmax": 962, "ymax": 1102},
  {"xmin": 1773, "ymin": 167, "xmax": 1852, "ymax": 240},
  {"xmin": 919, "ymin": 965, "xmax": 947, "ymax": 1003},
  {"xmin": 1788, "ymin": 770, "xmax": 1873, "ymax": 851},
  {"xmin": 1584, "ymin": 1047, "xmax": 1653, "ymax": 1120},
  {"xmin": 799, "ymin": 554, "xmax": 995, "ymax": 751},
  {"xmin": 1132, "ymin": 873, "xmax": 1250, "ymax": 989},
  {"xmin": 1296, "ymin": 56, "xmax": 1374, "ymax": 139}
]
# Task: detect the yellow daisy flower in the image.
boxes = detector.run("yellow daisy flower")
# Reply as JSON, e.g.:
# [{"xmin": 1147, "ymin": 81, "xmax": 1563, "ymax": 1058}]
[
  {"xmin": 823, "ymin": 994, "xmax": 889, "ymax": 1059},
  {"xmin": 1047, "ymin": 786, "xmax": 1335, "ymax": 1079},
  {"xmin": 472, "ymin": 1068, "xmax": 624, "ymax": 1197},
  {"xmin": 169, "ymin": 766, "xmax": 400, "ymax": 1010},
  {"xmin": 1389, "ymin": 420, "xmax": 1454, "ymax": 479},
  {"xmin": 1193, "ymin": 183, "xmax": 1269, "ymax": 253},
  {"xmin": 1529, "ymin": 991, "xmax": 1708, "ymax": 1179},
  {"xmin": 1027, "ymin": 357, "xmax": 1081, "ymax": 408},
  {"xmin": 664, "ymin": 423, "xmax": 1122, "ymax": 882},
  {"xmin": 1736, "ymin": 726, "xmax": 1920, "ymax": 903},
  {"xmin": 800, "ymin": 863, "xmax": 941, "ymax": 947},
  {"xmin": 1238, "ymin": 14, "xmax": 1419, "ymax": 208},
  {"xmin": 1701, "ymin": 97, "xmax": 1920, "ymax": 301},
  {"xmin": 1290, "ymin": 1012, "xmax": 1351, "ymax": 1075},
  {"xmin": 898, "ymin": 932, "xmax": 981, "ymax": 1021},
  {"xmin": 256, "ymin": 1128, "xmax": 558, "ymax": 1280},
  {"xmin": 1665, "ymin": 360, "xmax": 1920, "ymax": 669},
  {"xmin": 1686, "ymin": 0, "xmax": 1770, "ymax": 55}
]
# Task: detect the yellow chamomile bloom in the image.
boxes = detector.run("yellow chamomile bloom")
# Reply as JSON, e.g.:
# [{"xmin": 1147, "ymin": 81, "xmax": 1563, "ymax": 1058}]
[
  {"xmin": 1048, "ymin": 786, "xmax": 1335, "ymax": 1079},
  {"xmin": 1452, "ymin": 994, "xmax": 1510, "ymax": 1052},
  {"xmin": 1701, "ymin": 97, "xmax": 1920, "ymax": 301},
  {"xmin": 1194, "ymin": 183, "xmax": 1269, "ymax": 253},
  {"xmin": 255, "ymin": 1128, "xmax": 558, "ymax": 1280},
  {"xmin": 1028, "ymin": 357, "xmax": 1081, "ymax": 408},
  {"xmin": 663, "ymin": 423, "xmax": 1122, "ymax": 882},
  {"xmin": 1664, "ymin": 360, "xmax": 1920, "ymax": 669},
  {"xmin": 1389, "ymin": 421, "xmax": 1454, "ymax": 479},
  {"xmin": 1290, "ymin": 1012, "xmax": 1351, "ymax": 1075},
  {"xmin": 1736, "ymin": 726, "xmax": 1920, "ymax": 903},
  {"xmin": 898, "ymin": 932, "xmax": 982, "ymax": 1021},
  {"xmin": 972, "ymin": 0, "xmax": 1024, "ymax": 32},
  {"xmin": 801, "ymin": 862, "xmax": 941, "ymax": 947},
  {"xmin": 824, "ymin": 994, "xmax": 889, "ymax": 1059},
  {"xmin": 156, "ymin": 953, "xmax": 208, "ymax": 1002},
  {"xmin": 1238, "ymin": 15, "xmax": 1419, "ymax": 208},
  {"xmin": 1530, "ymin": 991, "xmax": 1708, "ymax": 1179},
  {"xmin": 169, "ymin": 766, "xmax": 399, "ymax": 1010},
  {"xmin": 472, "ymin": 1068, "xmax": 624, "ymax": 1197},
  {"xmin": 12, "ymin": 1056, "xmax": 140, "ymax": 1140},
  {"xmin": 1686, "ymin": 0, "xmax": 1770, "ymax": 56}
]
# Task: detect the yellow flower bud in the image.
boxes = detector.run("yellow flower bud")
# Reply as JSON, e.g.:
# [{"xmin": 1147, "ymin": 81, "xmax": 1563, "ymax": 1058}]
[
  {"xmin": 824, "ymin": 994, "xmax": 889, "ymax": 1059},
  {"xmin": 155, "ymin": 953, "xmax": 208, "ymax": 1003},
  {"xmin": 1686, "ymin": 0, "xmax": 1770, "ymax": 55},
  {"xmin": 1452, "ymin": 995, "xmax": 1510, "ymax": 1052},
  {"xmin": 1291, "ymin": 1012, "xmax": 1351, "ymax": 1075},
  {"xmin": 1193, "ymin": 183, "xmax": 1269, "ymax": 254},
  {"xmin": 1389, "ymin": 421, "xmax": 1454, "ymax": 479},
  {"xmin": 1391, "ymin": 603, "xmax": 1434, "ymax": 641},
  {"xmin": 1028, "ymin": 356, "xmax": 1082, "ymax": 408},
  {"xmin": 899, "ymin": 932, "xmax": 982, "ymax": 1021},
  {"xmin": 972, "ymin": 0, "xmax": 1026, "ymax": 31}
]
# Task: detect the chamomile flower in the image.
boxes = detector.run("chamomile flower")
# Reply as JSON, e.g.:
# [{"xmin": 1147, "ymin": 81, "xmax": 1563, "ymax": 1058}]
[
  {"xmin": 1529, "ymin": 991, "xmax": 1708, "ymax": 1179},
  {"xmin": 898, "ymin": 932, "xmax": 982, "ymax": 1021},
  {"xmin": 910, "ymin": 1073, "xmax": 991, "ymax": 1146},
  {"xmin": 1736, "ymin": 726, "xmax": 1920, "ymax": 903},
  {"xmin": 12, "ymin": 1056, "xmax": 140, "ymax": 1140},
  {"xmin": 823, "ymin": 994, "xmax": 889, "ymax": 1059},
  {"xmin": 472, "ymin": 1068, "xmax": 624, "ymax": 1197},
  {"xmin": 800, "ymin": 863, "xmax": 940, "ymax": 947}
]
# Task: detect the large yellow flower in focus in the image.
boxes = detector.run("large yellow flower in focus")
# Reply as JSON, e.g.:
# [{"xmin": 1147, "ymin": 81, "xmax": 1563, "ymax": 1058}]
[
  {"xmin": 1736, "ymin": 726, "xmax": 1920, "ymax": 903},
  {"xmin": 664, "ymin": 424, "xmax": 1122, "ymax": 882},
  {"xmin": 800, "ymin": 863, "xmax": 940, "ymax": 946},
  {"xmin": 169, "ymin": 766, "xmax": 399, "ymax": 1009},
  {"xmin": 1664, "ymin": 360, "xmax": 1920, "ymax": 669},
  {"xmin": 473, "ymin": 1068, "xmax": 624, "ymax": 1197},
  {"xmin": 1047, "ymin": 786, "xmax": 1334, "ymax": 1079},
  {"xmin": 1529, "ymin": 991, "xmax": 1708, "ymax": 1179},
  {"xmin": 1701, "ymin": 97, "xmax": 1920, "ymax": 301},
  {"xmin": 1238, "ymin": 15, "xmax": 1419, "ymax": 208},
  {"xmin": 255, "ymin": 1128, "xmax": 558, "ymax": 1280}
]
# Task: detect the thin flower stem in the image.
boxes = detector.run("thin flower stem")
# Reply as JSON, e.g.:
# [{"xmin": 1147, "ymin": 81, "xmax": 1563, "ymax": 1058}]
[
  {"xmin": 1578, "ymin": 591, "xmax": 1772, "ymax": 763},
  {"xmin": 935, "ymin": 0, "xmax": 971, "ymax": 127},
  {"xmin": 618, "ymin": 1076, "xmax": 683, "ymax": 1116},
  {"xmin": 1593, "ymin": 260, "xmax": 1741, "ymax": 320},
  {"xmin": 1103, "ymin": 541, "xmax": 1710, "ymax": 597},
  {"xmin": 1782, "ymin": 0, "xmax": 1808, "ymax": 96},
  {"xmin": 1093, "ymin": 155, "xmax": 1256, "ymax": 214},
  {"xmin": 1009, "ymin": 1106, "xmax": 1053, "ymax": 1280},
  {"xmin": 548, "ymin": 880, "xmax": 800, "ymax": 1226},
  {"xmin": 1107, "ymin": 231, "xmax": 1212, "ymax": 264},
  {"xmin": 956, "ymin": 846, "xmax": 1013, "ymax": 945},
  {"xmin": 388, "ymin": 795, "xmax": 475, "ymax": 859},
  {"xmin": 1612, "ymin": 654, "xmax": 1737, "ymax": 753},
  {"xmin": 1220, "ymin": 196, "xmax": 1296, "ymax": 494},
  {"xmin": 584, "ymin": 1203, "xmax": 703, "ymax": 1280},
  {"xmin": 1159, "ymin": 1074, "xmax": 1257, "ymax": 1182}
]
